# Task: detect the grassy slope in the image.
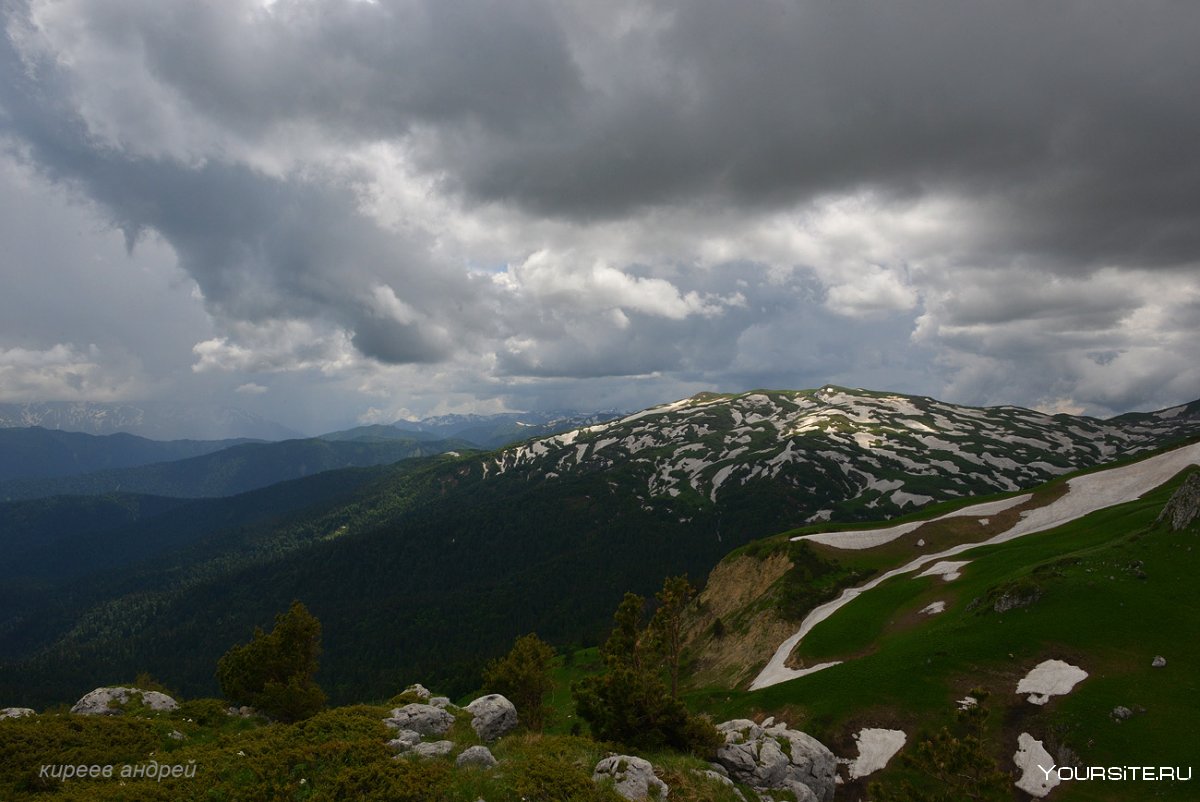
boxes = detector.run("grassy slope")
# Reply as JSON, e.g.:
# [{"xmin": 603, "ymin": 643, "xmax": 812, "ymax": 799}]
[{"xmin": 691, "ymin": 467, "xmax": 1200, "ymax": 800}]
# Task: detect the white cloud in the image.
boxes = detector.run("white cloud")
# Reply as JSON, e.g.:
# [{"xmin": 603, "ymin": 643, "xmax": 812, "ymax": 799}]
[
  {"xmin": 0, "ymin": 343, "xmax": 143, "ymax": 402},
  {"xmin": 192, "ymin": 320, "xmax": 357, "ymax": 375},
  {"xmin": 825, "ymin": 266, "xmax": 918, "ymax": 318}
]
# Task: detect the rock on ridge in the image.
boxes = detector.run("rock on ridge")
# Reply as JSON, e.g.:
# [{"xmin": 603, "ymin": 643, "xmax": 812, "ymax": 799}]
[
  {"xmin": 464, "ymin": 694, "xmax": 518, "ymax": 741},
  {"xmin": 1, "ymin": 707, "xmax": 36, "ymax": 719},
  {"xmin": 411, "ymin": 740, "xmax": 454, "ymax": 758},
  {"xmin": 593, "ymin": 755, "xmax": 669, "ymax": 800},
  {"xmin": 456, "ymin": 745, "xmax": 498, "ymax": 768},
  {"xmin": 70, "ymin": 687, "xmax": 179, "ymax": 716},
  {"xmin": 1158, "ymin": 472, "xmax": 1200, "ymax": 531},
  {"xmin": 383, "ymin": 703, "xmax": 455, "ymax": 736},
  {"xmin": 713, "ymin": 719, "xmax": 836, "ymax": 802}
]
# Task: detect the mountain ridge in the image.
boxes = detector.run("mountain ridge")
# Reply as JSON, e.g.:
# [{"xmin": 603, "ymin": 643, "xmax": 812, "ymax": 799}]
[{"xmin": 2, "ymin": 387, "xmax": 1198, "ymax": 708}]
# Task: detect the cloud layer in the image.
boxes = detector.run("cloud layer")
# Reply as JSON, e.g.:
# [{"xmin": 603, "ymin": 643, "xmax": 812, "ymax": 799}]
[{"xmin": 2, "ymin": 0, "xmax": 1198, "ymax": 430}]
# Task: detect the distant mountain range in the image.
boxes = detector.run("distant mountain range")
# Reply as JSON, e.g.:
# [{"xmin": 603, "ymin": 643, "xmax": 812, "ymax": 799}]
[
  {"xmin": 0, "ymin": 434, "xmax": 473, "ymax": 501},
  {"xmin": 0, "ymin": 402, "xmax": 300, "ymax": 441},
  {"xmin": 1, "ymin": 387, "xmax": 1197, "ymax": 707},
  {"xmin": 328, "ymin": 410, "xmax": 624, "ymax": 449},
  {"xmin": 0, "ymin": 428, "xmax": 252, "ymax": 483},
  {"xmin": 0, "ymin": 402, "xmax": 621, "ymax": 449}
]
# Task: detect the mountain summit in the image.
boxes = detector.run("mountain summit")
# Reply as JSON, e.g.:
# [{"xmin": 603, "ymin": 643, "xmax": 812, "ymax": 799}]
[{"xmin": 485, "ymin": 387, "xmax": 1200, "ymax": 522}]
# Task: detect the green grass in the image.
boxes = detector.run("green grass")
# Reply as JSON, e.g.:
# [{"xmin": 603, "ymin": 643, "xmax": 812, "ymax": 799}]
[
  {"xmin": 689, "ymin": 467, "xmax": 1200, "ymax": 801},
  {"xmin": 544, "ymin": 647, "xmax": 605, "ymax": 735}
]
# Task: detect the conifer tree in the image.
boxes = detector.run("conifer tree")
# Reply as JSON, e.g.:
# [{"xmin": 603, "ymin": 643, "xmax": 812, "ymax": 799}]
[
  {"xmin": 649, "ymin": 575, "xmax": 695, "ymax": 698},
  {"xmin": 482, "ymin": 633, "xmax": 556, "ymax": 731},
  {"xmin": 573, "ymin": 582, "xmax": 719, "ymax": 756},
  {"xmin": 216, "ymin": 600, "xmax": 326, "ymax": 722}
]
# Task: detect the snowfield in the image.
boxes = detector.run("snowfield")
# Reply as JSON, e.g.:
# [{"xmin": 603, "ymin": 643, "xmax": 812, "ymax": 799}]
[
  {"xmin": 916, "ymin": 560, "xmax": 970, "ymax": 581},
  {"xmin": 751, "ymin": 441, "xmax": 1200, "ymax": 690},
  {"xmin": 796, "ymin": 493, "xmax": 1032, "ymax": 550},
  {"xmin": 1014, "ymin": 733, "xmax": 1059, "ymax": 797},
  {"xmin": 847, "ymin": 728, "xmax": 907, "ymax": 779},
  {"xmin": 1017, "ymin": 659, "xmax": 1088, "ymax": 705}
]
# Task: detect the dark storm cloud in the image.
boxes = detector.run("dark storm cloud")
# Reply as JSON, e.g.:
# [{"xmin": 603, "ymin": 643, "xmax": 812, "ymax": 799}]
[
  {"xmin": 41, "ymin": 0, "xmax": 582, "ymax": 141},
  {"xmin": 20, "ymin": 0, "xmax": 1200, "ymax": 266},
  {"xmin": 2, "ymin": 0, "xmax": 1199, "ymax": 424},
  {"xmin": 0, "ymin": 17, "xmax": 483, "ymax": 367},
  {"xmin": 432, "ymin": 1, "xmax": 1200, "ymax": 269}
]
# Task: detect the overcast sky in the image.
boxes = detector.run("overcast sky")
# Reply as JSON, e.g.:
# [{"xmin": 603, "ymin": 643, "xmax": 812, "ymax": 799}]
[{"xmin": 2, "ymin": 0, "xmax": 1198, "ymax": 434}]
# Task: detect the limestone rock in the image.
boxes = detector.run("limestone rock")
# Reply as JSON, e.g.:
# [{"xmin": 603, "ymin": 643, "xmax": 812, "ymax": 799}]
[
  {"xmin": 411, "ymin": 740, "xmax": 454, "ymax": 758},
  {"xmin": 1152, "ymin": 655, "xmax": 1167, "ymax": 668},
  {"xmin": 387, "ymin": 729, "xmax": 423, "ymax": 752},
  {"xmin": 1, "ymin": 707, "xmax": 35, "ymax": 720},
  {"xmin": 71, "ymin": 687, "xmax": 178, "ymax": 716},
  {"xmin": 456, "ymin": 745, "xmax": 498, "ymax": 768},
  {"xmin": 464, "ymin": 694, "xmax": 518, "ymax": 741},
  {"xmin": 430, "ymin": 696, "xmax": 451, "ymax": 708},
  {"xmin": 403, "ymin": 683, "xmax": 432, "ymax": 700},
  {"xmin": 383, "ymin": 703, "xmax": 455, "ymax": 736},
  {"xmin": 1158, "ymin": 473, "xmax": 1200, "ymax": 531},
  {"xmin": 593, "ymin": 755, "xmax": 669, "ymax": 800},
  {"xmin": 714, "ymin": 719, "xmax": 836, "ymax": 802}
]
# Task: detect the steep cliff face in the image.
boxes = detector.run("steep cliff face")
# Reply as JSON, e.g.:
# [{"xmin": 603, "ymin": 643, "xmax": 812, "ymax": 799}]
[
  {"xmin": 1158, "ymin": 471, "xmax": 1200, "ymax": 531},
  {"xmin": 682, "ymin": 549, "xmax": 796, "ymax": 690}
]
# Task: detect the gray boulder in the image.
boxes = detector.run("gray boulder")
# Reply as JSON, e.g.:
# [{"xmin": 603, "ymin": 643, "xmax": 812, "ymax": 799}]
[
  {"xmin": 0, "ymin": 707, "xmax": 35, "ymax": 720},
  {"xmin": 714, "ymin": 719, "xmax": 836, "ymax": 802},
  {"xmin": 593, "ymin": 755, "xmax": 669, "ymax": 800},
  {"xmin": 1152, "ymin": 655, "xmax": 1167, "ymax": 668},
  {"xmin": 386, "ymin": 729, "xmax": 423, "ymax": 752},
  {"xmin": 464, "ymin": 694, "xmax": 518, "ymax": 741},
  {"xmin": 384, "ymin": 703, "xmax": 455, "ymax": 736},
  {"xmin": 456, "ymin": 745, "xmax": 498, "ymax": 768},
  {"xmin": 411, "ymin": 740, "xmax": 454, "ymax": 758},
  {"xmin": 402, "ymin": 683, "xmax": 432, "ymax": 700},
  {"xmin": 71, "ymin": 687, "xmax": 178, "ymax": 716},
  {"xmin": 430, "ymin": 696, "xmax": 452, "ymax": 708}
]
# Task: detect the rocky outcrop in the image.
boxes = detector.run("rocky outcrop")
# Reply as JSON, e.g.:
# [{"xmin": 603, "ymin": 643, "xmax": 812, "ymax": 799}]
[
  {"xmin": 464, "ymin": 694, "xmax": 518, "ymax": 741},
  {"xmin": 593, "ymin": 755, "xmax": 669, "ymax": 800},
  {"xmin": 0, "ymin": 707, "xmax": 36, "ymax": 720},
  {"xmin": 456, "ymin": 745, "xmax": 498, "ymax": 768},
  {"xmin": 70, "ymin": 687, "xmax": 178, "ymax": 716},
  {"xmin": 383, "ymin": 703, "xmax": 455, "ymax": 736},
  {"xmin": 714, "ymin": 719, "xmax": 836, "ymax": 802},
  {"xmin": 1158, "ymin": 473, "xmax": 1200, "ymax": 531}
]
